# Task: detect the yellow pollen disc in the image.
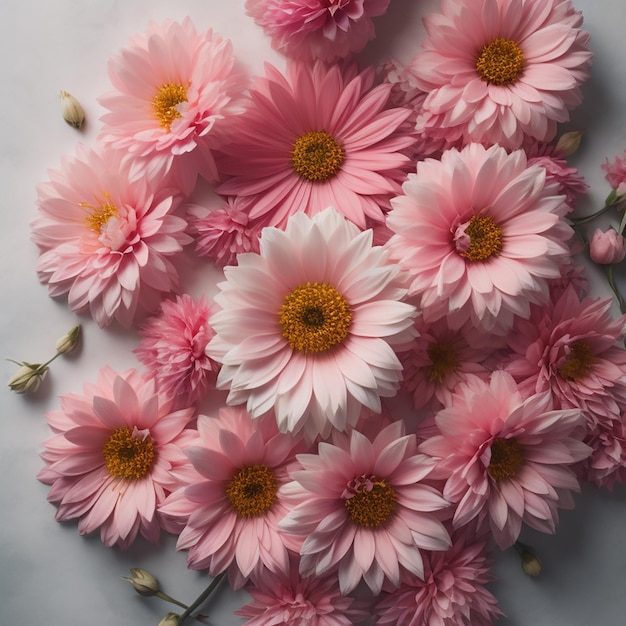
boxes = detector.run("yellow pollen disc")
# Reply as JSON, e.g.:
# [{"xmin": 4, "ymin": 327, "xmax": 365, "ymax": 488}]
[
  {"xmin": 153, "ymin": 83, "xmax": 188, "ymax": 131},
  {"xmin": 279, "ymin": 282, "xmax": 352, "ymax": 353},
  {"xmin": 344, "ymin": 478, "xmax": 397, "ymax": 528},
  {"xmin": 427, "ymin": 342, "xmax": 460, "ymax": 383},
  {"xmin": 476, "ymin": 38, "xmax": 525, "ymax": 85},
  {"xmin": 460, "ymin": 215, "xmax": 503, "ymax": 262},
  {"xmin": 102, "ymin": 428, "xmax": 155, "ymax": 480},
  {"xmin": 80, "ymin": 193, "xmax": 118, "ymax": 232},
  {"xmin": 558, "ymin": 341, "xmax": 595, "ymax": 381},
  {"xmin": 487, "ymin": 438, "xmax": 524, "ymax": 481},
  {"xmin": 225, "ymin": 464, "xmax": 278, "ymax": 518},
  {"xmin": 291, "ymin": 130, "xmax": 344, "ymax": 182}
]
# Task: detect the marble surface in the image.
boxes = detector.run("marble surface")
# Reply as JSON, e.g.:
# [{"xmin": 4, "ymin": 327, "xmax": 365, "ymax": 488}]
[{"xmin": 1, "ymin": 1, "xmax": 626, "ymax": 625}]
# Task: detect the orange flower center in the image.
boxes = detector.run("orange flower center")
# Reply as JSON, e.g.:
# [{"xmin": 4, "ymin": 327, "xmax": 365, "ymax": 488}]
[
  {"xmin": 102, "ymin": 428, "xmax": 155, "ymax": 480},
  {"xmin": 427, "ymin": 342, "xmax": 460, "ymax": 383},
  {"xmin": 225, "ymin": 464, "xmax": 278, "ymax": 518},
  {"xmin": 456, "ymin": 215, "xmax": 503, "ymax": 262},
  {"xmin": 153, "ymin": 83, "xmax": 188, "ymax": 131},
  {"xmin": 487, "ymin": 438, "xmax": 524, "ymax": 481},
  {"xmin": 343, "ymin": 475, "xmax": 397, "ymax": 528},
  {"xmin": 476, "ymin": 38, "xmax": 525, "ymax": 85},
  {"xmin": 558, "ymin": 341, "xmax": 595, "ymax": 381},
  {"xmin": 291, "ymin": 130, "xmax": 344, "ymax": 181},
  {"xmin": 80, "ymin": 193, "xmax": 118, "ymax": 232}
]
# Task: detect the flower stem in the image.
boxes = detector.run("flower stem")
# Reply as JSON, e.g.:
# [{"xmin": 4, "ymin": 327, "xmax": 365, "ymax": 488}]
[
  {"xmin": 570, "ymin": 203, "xmax": 613, "ymax": 225},
  {"xmin": 155, "ymin": 591, "xmax": 189, "ymax": 610},
  {"xmin": 177, "ymin": 574, "xmax": 225, "ymax": 625},
  {"xmin": 605, "ymin": 265, "xmax": 626, "ymax": 313}
]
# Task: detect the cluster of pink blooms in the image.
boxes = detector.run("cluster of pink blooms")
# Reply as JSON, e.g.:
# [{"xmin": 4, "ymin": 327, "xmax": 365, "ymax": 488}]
[{"xmin": 30, "ymin": 1, "xmax": 626, "ymax": 625}]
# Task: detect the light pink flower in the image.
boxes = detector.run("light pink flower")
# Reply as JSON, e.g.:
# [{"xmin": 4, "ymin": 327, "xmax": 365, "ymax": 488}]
[
  {"xmin": 408, "ymin": 0, "xmax": 592, "ymax": 151},
  {"xmin": 375, "ymin": 526, "xmax": 503, "ymax": 626},
  {"xmin": 245, "ymin": 0, "xmax": 390, "ymax": 62},
  {"xmin": 602, "ymin": 150, "xmax": 626, "ymax": 198},
  {"xmin": 159, "ymin": 407, "xmax": 306, "ymax": 589},
  {"xmin": 581, "ymin": 417, "xmax": 626, "ymax": 490},
  {"xmin": 215, "ymin": 62, "xmax": 414, "ymax": 229},
  {"xmin": 207, "ymin": 208, "xmax": 417, "ymax": 439},
  {"xmin": 31, "ymin": 145, "xmax": 190, "ymax": 328},
  {"xmin": 37, "ymin": 367, "xmax": 196, "ymax": 549},
  {"xmin": 419, "ymin": 371, "xmax": 590, "ymax": 548},
  {"xmin": 98, "ymin": 18, "xmax": 246, "ymax": 192},
  {"xmin": 589, "ymin": 228, "xmax": 626, "ymax": 265},
  {"xmin": 280, "ymin": 421, "xmax": 451, "ymax": 595},
  {"xmin": 386, "ymin": 143, "xmax": 573, "ymax": 334},
  {"xmin": 135, "ymin": 294, "xmax": 219, "ymax": 407}
]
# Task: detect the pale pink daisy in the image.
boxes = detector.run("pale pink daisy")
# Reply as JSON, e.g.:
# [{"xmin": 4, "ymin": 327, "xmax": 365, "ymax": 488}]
[
  {"xmin": 158, "ymin": 406, "xmax": 306, "ymax": 589},
  {"xmin": 98, "ymin": 18, "xmax": 246, "ymax": 192},
  {"xmin": 31, "ymin": 144, "xmax": 190, "ymax": 328},
  {"xmin": 375, "ymin": 526, "xmax": 503, "ymax": 626},
  {"xmin": 37, "ymin": 367, "xmax": 196, "ymax": 549},
  {"xmin": 206, "ymin": 208, "xmax": 418, "ymax": 439},
  {"xmin": 419, "ymin": 370, "xmax": 590, "ymax": 548},
  {"xmin": 245, "ymin": 0, "xmax": 391, "ymax": 63},
  {"xmin": 385, "ymin": 143, "xmax": 573, "ymax": 334},
  {"xmin": 215, "ymin": 62, "xmax": 415, "ymax": 229},
  {"xmin": 135, "ymin": 294, "xmax": 219, "ymax": 407},
  {"xmin": 408, "ymin": 0, "xmax": 592, "ymax": 151},
  {"xmin": 280, "ymin": 421, "xmax": 451, "ymax": 595}
]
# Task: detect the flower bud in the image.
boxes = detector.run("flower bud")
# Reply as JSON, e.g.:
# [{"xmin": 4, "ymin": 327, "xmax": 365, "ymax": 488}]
[
  {"xmin": 589, "ymin": 228, "xmax": 626, "ymax": 265},
  {"xmin": 59, "ymin": 90, "xmax": 85, "ymax": 129},
  {"xmin": 158, "ymin": 613, "xmax": 180, "ymax": 626},
  {"xmin": 7, "ymin": 362, "xmax": 48, "ymax": 393},
  {"xmin": 555, "ymin": 130, "xmax": 584, "ymax": 157},
  {"xmin": 520, "ymin": 548, "xmax": 542, "ymax": 577},
  {"xmin": 124, "ymin": 568, "xmax": 160, "ymax": 597},
  {"xmin": 55, "ymin": 325, "xmax": 81, "ymax": 355}
]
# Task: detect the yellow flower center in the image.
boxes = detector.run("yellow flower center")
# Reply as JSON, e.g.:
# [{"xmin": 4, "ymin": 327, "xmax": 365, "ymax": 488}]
[
  {"xmin": 279, "ymin": 282, "xmax": 352, "ymax": 353},
  {"xmin": 476, "ymin": 38, "xmax": 525, "ymax": 85},
  {"xmin": 457, "ymin": 215, "xmax": 503, "ymax": 262},
  {"xmin": 225, "ymin": 464, "xmax": 278, "ymax": 518},
  {"xmin": 487, "ymin": 438, "xmax": 524, "ymax": 481},
  {"xmin": 80, "ymin": 193, "xmax": 118, "ymax": 232},
  {"xmin": 153, "ymin": 83, "xmax": 188, "ymax": 131},
  {"xmin": 343, "ymin": 475, "xmax": 397, "ymax": 528},
  {"xmin": 427, "ymin": 342, "xmax": 460, "ymax": 383},
  {"xmin": 558, "ymin": 341, "xmax": 595, "ymax": 381},
  {"xmin": 291, "ymin": 130, "xmax": 344, "ymax": 181},
  {"xmin": 102, "ymin": 428, "xmax": 155, "ymax": 480}
]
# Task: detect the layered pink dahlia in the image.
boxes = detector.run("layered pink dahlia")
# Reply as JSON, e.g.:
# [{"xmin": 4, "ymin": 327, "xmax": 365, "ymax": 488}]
[{"xmin": 37, "ymin": 367, "xmax": 196, "ymax": 549}]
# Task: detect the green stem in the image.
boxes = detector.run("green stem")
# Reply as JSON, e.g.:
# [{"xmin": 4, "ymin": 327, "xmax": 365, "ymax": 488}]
[
  {"xmin": 156, "ymin": 591, "xmax": 189, "ymax": 611},
  {"xmin": 605, "ymin": 265, "xmax": 626, "ymax": 313},
  {"xmin": 570, "ymin": 203, "xmax": 614, "ymax": 225},
  {"xmin": 177, "ymin": 574, "xmax": 225, "ymax": 625}
]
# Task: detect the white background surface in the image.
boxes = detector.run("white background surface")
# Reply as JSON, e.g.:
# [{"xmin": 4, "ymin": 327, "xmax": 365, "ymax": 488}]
[{"xmin": 1, "ymin": 1, "xmax": 626, "ymax": 625}]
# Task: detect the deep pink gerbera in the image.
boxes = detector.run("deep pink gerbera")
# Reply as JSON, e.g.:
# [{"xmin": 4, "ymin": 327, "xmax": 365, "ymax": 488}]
[
  {"xmin": 245, "ymin": 0, "xmax": 390, "ymax": 63},
  {"xmin": 37, "ymin": 367, "xmax": 196, "ymax": 549},
  {"xmin": 159, "ymin": 407, "xmax": 306, "ymax": 589},
  {"xmin": 408, "ymin": 0, "xmax": 592, "ymax": 151},
  {"xmin": 280, "ymin": 421, "xmax": 451, "ymax": 595},
  {"xmin": 135, "ymin": 294, "xmax": 220, "ymax": 407},
  {"xmin": 215, "ymin": 61, "xmax": 414, "ymax": 229},
  {"xmin": 98, "ymin": 18, "xmax": 246, "ymax": 191},
  {"xmin": 31, "ymin": 144, "xmax": 190, "ymax": 328},
  {"xmin": 386, "ymin": 143, "xmax": 573, "ymax": 334},
  {"xmin": 419, "ymin": 371, "xmax": 590, "ymax": 548}
]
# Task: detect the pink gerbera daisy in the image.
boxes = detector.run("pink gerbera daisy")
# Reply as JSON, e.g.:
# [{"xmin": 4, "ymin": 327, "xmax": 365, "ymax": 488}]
[
  {"xmin": 158, "ymin": 407, "xmax": 306, "ymax": 589},
  {"xmin": 98, "ymin": 18, "xmax": 246, "ymax": 192},
  {"xmin": 245, "ymin": 0, "xmax": 391, "ymax": 63},
  {"xmin": 215, "ymin": 62, "xmax": 415, "ymax": 229},
  {"xmin": 280, "ymin": 421, "xmax": 451, "ymax": 595},
  {"xmin": 385, "ymin": 143, "xmax": 573, "ymax": 334},
  {"xmin": 408, "ymin": 0, "xmax": 592, "ymax": 151},
  {"xmin": 31, "ymin": 144, "xmax": 190, "ymax": 328},
  {"xmin": 135, "ymin": 294, "xmax": 220, "ymax": 407},
  {"xmin": 37, "ymin": 367, "xmax": 196, "ymax": 549},
  {"xmin": 419, "ymin": 370, "xmax": 590, "ymax": 548},
  {"xmin": 206, "ymin": 208, "xmax": 417, "ymax": 439}
]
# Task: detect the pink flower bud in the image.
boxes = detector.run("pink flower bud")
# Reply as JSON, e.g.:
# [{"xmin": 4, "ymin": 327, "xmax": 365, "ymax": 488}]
[{"xmin": 589, "ymin": 228, "xmax": 626, "ymax": 264}]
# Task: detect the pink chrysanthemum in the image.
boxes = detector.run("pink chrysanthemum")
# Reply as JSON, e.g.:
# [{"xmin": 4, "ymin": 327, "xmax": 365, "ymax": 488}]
[
  {"xmin": 280, "ymin": 421, "xmax": 451, "ymax": 595},
  {"xmin": 135, "ymin": 294, "xmax": 219, "ymax": 407},
  {"xmin": 408, "ymin": 0, "xmax": 592, "ymax": 151},
  {"xmin": 419, "ymin": 371, "xmax": 590, "ymax": 548},
  {"xmin": 98, "ymin": 18, "xmax": 246, "ymax": 192},
  {"xmin": 503, "ymin": 285, "xmax": 626, "ymax": 429},
  {"xmin": 206, "ymin": 208, "xmax": 417, "ymax": 439},
  {"xmin": 602, "ymin": 150, "xmax": 626, "ymax": 198},
  {"xmin": 188, "ymin": 197, "xmax": 265, "ymax": 267},
  {"xmin": 375, "ymin": 526, "xmax": 503, "ymax": 626},
  {"xmin": 385, "ymin": 143, "xmax": 573, "ymax": 334},
  {"xmin": 31, "ymin": 145, "xmax": 190, "ymax": 328},
  {"xmin": 37, "ymin": 367, "xmax": 196, "ymax": 549},
  {"xmin": 235, "ymin": 554, "xmax": 367, "ymax": 626},
  {"xmin": 159, "ymin": 407, "xmax": 306, "ymax": 589},
  {"xmin": 215, "ymin": 62, "xmax": 415, "ymax": 229},
  {"xmin": 245, "ymin": 0, "xmax": 391, "ymax": 63},
  {"xmin": 582, "ymin": 417, "xmax": 626, "ymax": 490}
]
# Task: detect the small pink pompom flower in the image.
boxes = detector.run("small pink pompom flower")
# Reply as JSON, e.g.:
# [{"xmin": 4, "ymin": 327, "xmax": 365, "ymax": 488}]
[
  {"xmin": 37, "ymin": 367, "xmax": 196, "ymax": 549},
  {"xmin": 245, "ymin": 0, "xmax": 391, "ymax": 63},
  {"xmin": 135, "ymin": 294, "xmax": 220, "ymax": 407}
]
